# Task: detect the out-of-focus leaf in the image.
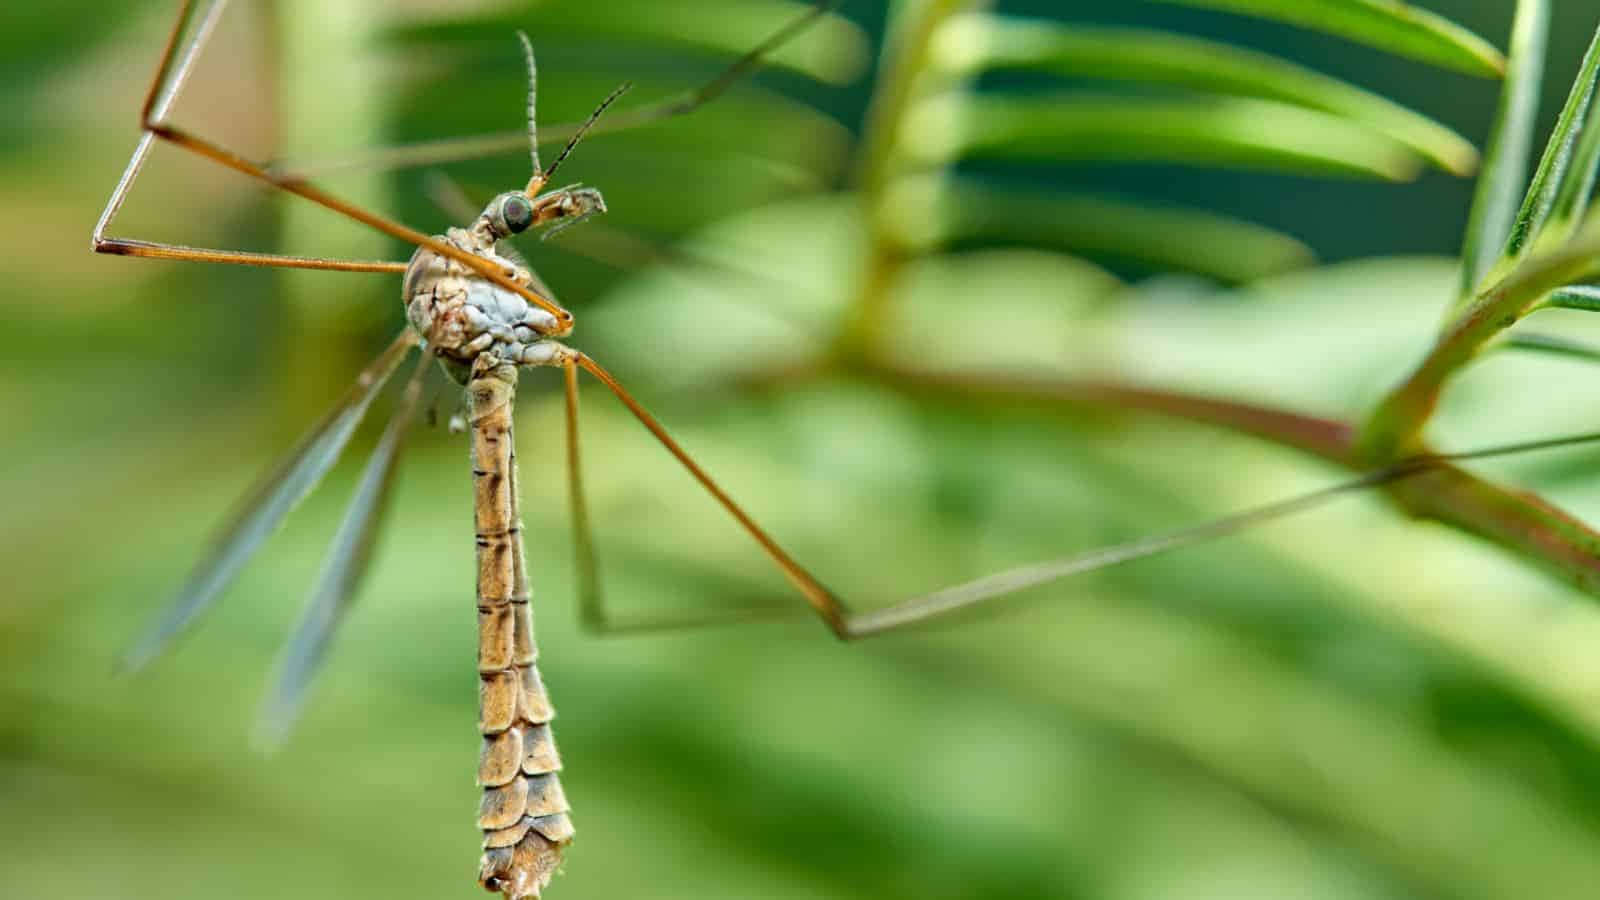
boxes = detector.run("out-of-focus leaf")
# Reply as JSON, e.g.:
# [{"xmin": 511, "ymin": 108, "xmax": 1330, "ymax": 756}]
[
  {"xmin": 1149, "ymin": 0, "xmax": 1505, "ymax": 77},
  {"xmin": 1486, "ymin": 24, "xmax": 1600, "ymax": 286},
  {"xmin": 955, "ymin": 606, "xmax": 1600, "ymax": 900},
  {"xmin": 383, "ymin": 0, "xmax": 868, "ymax": 87},
  {"xmin": 878, "ymin": 249, "xmax": 1122, "ymax": 376},
  {"xmin": 881, "ymin": 174, "xmax": 1314, "ymax": 282},
  {"xmin": 0, "ymin": 0, "xmax": 132, "ymax": 137},
  {"xmin": 932, "ymin": 14, "xmax": 1477, "ymax": 175},
  {"xmin": 903, "ymin": 92, "xmax": 1424, "ymax": 181},
  {"xmin": 1455, "ymin": 0, "xmax": 1549, "ymax": 306},
  {"xmin": 385, "ymin": 67, "xmax": 853, "ymax": 225}
]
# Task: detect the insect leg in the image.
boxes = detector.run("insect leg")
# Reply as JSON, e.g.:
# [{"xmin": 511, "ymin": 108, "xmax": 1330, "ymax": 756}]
[
  {"xmin": 97, "ymin": 0, "xmax": 572, "ymax": 332},
  {"xmin": 570, "ymin": 354, "xmax": 1600, "ymax": 640},
  {"xmin": 93, "ymin": 0, "xmax": 408, "ymax": 274},
  {"xmin": 559, "ymin": 356, "xmax": 802, "ymax": 635}
]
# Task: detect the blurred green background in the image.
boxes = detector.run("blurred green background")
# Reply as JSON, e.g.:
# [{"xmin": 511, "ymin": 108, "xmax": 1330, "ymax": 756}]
[{"xmin": 9, "ymin": 1, "xmax": 1600, "ymax": 898}]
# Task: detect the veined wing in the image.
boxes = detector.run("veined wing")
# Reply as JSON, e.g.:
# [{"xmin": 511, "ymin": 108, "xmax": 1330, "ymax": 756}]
[
  {"xmin": 122, "ymin": 330, "xmax": 420, "ymax": 672},
  {"xmin": 256, "ymin": 350, "xmax": 431, "ymax": 746}
]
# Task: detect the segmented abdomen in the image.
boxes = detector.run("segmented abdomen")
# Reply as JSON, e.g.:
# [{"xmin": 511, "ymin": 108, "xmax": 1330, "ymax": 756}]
[{"xmin": 470, "ymin": 365, "xmax": 573, "ymax": 899}]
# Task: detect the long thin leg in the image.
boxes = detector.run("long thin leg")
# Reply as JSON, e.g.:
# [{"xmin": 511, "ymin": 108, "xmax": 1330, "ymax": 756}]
[
  {"xmin": 92, "ymin": 1, "xmax": 407, "ymax": 274},
  {"xmin": 561, "ymin": 357, "xmax": 800, "ymax": 635},
  {"xmin": 268, "ymin": 0, "xmax": 844, "ymax": 181},
  {"xmin": 573, "ymin": 353, "xmax": 851, "ymax": 634},
  {"xmin": 572, "ymin": 353, "xmax": 1600, "ymax": 640},
  {"xmin": 97, "ymin": 0, "xmax": 571, "ymax": 332}
]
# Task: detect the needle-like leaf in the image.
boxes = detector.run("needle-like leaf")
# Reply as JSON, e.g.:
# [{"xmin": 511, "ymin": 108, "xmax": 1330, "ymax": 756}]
[
  {"xmin": 881, "ymin": 174, "xmax": 1315, "ymax": 283},
  {"xmin": 1455, "ymin": 0, "xmax": 1550, "ymax": 305},
  {"xmin": 1544, "ymin": 282, "xmax": 1600, "ymax": 311},
  {"xmin": 1540, "ymin": 29, "xmax": 1600, "ymax": 245},
  {"xmin": 904, "ymin": 92, "xmax": 1423, "ymax": 181},
  {"xmin": 1149, "ymin": 0, "xmax": 1505, "ymax": 77},
  {"xmin": 932, "ymin": 14, "xmax": 1477, "ymax": 175},
  {"xmin": 1470, "ymin": 23, "xmax": 1600, "ymax": 307}
]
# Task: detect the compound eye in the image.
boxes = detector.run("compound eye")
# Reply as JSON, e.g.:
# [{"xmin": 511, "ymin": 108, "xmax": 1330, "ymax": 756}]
[{"xmin": 502, "ymin": 195, "xmax": 533, "ymax": 233}]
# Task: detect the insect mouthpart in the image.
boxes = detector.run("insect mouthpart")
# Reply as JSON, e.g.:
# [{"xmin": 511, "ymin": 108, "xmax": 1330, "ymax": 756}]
[
  {"xmin": 533, "ymin": 186, "xmax": 607, "ymax": 240},
  {"xmin": 534, "ymin": 186, "xmax": 605, "ymax": 221}
]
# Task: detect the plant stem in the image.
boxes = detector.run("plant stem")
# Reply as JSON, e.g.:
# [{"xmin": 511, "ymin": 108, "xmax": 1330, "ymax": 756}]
[
  {"xmin": 839, "ymin": 0, "xmax": 980, "ymax": 358},
  {"xmin": 1361, "ymin": 215, "xmax": 1600, "ymax": 461}
]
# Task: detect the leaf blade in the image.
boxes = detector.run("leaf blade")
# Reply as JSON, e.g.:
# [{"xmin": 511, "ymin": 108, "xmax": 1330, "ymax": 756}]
[
  {"xmin": 1149, "ymin": 0, "xmax": 1505, "ymax": 77},
  {"xmin": 1455, "ymin": 0, "xmax": 1550, "ymax": 304},
  {"xmin": 933, "ymin": 15, "xmax": 1478, "ymax": 175},
  {"xmin": 904, "ymin": 92, "xmax": 1425, "ymax": 181},
  {"xmin": 1484, "ymin": 23, "xmax": 1600, "ymax": 290},
  {"xmin": 882, "ymin": 174, "xmax": 1315, "ymax": 283},
  {"xmin": 384, "ymin": 0, "xmax": 868, "ymax": 87}
]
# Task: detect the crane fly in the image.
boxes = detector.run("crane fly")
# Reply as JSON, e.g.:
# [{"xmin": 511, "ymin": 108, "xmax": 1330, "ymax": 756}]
[
  {"xmin": 96, "ymin": 1, "xmax": 852, "ymax": 896},
  {"xmin": 91, "ymin": 1, "xmax": 1600, "ymax": 898}
]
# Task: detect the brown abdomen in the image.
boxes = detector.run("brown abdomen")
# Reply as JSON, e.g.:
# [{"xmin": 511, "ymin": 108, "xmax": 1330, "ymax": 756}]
[{"xmin": 470, "ymin": 366, "xmax": 573, "ymax": 900}]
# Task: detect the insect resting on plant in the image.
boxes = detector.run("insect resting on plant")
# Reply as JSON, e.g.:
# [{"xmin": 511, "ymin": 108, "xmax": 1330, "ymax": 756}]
[{"xmin": 91, "ymin": 1, "xmax": 1600, "ymax": 898}]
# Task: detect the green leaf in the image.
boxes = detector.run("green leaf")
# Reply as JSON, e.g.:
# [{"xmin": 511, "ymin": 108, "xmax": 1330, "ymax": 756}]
[
  {"xmin": 1455, "ymin": 0, "xmax": 1549, "ymax": 305},
  {"xmin": 1543, "ymin": 283, "xmax": 1600, "ymax": 311},
  {"xmin": 931, "ymin": 14, "xmax": 1477, "ymax": 175},
  {"xmin": 880, "ymin": 174, "xmax": 1316, "ymax": 282},
  {"xmin": 384, "ymin": 0, "xmax": 869, "ymax": 87},
  {"xmin": 1542, "ymin": 29, "xmax": 1600, "ymax": 245},
  {"xmin": 903, "ymin": 92, "xmax": 1424, "ymax": 181},
  {"xmin": 1491, "ymin": 24, "xmax": 1600, "ymax": 279},
  {"xmin": 1149, "ymin": 0, "xmax": 1505, "ymax": 77}
]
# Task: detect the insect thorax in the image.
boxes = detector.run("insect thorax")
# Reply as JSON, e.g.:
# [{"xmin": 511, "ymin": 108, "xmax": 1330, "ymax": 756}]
[{"xmin": 402, "ymin": 227, "xmax": 562, "ymax": 384}]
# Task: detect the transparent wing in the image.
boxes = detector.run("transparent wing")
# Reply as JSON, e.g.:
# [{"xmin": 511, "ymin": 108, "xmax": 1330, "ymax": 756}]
[
  {"xmin": 254, "ymin": 351, "xmax": 432, "ymax": 747},
  {"xmin": 121, "ymin": 331, "xmax": 419, "ymax": 672}
]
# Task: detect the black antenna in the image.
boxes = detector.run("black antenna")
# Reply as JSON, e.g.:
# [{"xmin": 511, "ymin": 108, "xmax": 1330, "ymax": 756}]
[
  {"xmin": 544, "ymin": 82, "xmax": 632, "ymax": 181},
  {"xmin": 516, "ymin": 31, "xmax": 540, "ymax": 176}
]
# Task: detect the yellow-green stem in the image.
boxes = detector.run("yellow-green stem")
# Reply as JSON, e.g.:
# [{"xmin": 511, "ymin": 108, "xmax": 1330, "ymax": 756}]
[
  {"xmin": 1361, "ymin": 216, "xmax": 1600, "ymax": 461},
  {"xmin": 839, "ymin": 0, "xmax": 980, "ymax": 359}
]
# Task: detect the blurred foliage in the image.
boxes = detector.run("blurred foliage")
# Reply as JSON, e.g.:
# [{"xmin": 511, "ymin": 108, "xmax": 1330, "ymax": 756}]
[{"xmin": 7, "ymin": 2, "xmax": 1600, "ymax": 900}]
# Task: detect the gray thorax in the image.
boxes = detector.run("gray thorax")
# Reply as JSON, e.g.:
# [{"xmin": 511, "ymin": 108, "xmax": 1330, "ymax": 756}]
[{"xmin": 402, "ymin": 224, "xmax": 561, "ymax": 383}]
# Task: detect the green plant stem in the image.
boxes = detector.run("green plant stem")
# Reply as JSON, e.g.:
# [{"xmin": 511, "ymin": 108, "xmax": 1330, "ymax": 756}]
[
  {"xmin": 1361, "ymin": 216, "xmax": 1600, "ymax": 461},
  {"xmin": 853, "ymin": 0, "xmax": 971, "ymax": 197},
  {"xmin": 840, "ymin": 0, "xmax": 979, "ymax": 358},
  {"xmin": 1384, "ymin": 465, "xmax": 1600, "ymax": 592}
]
